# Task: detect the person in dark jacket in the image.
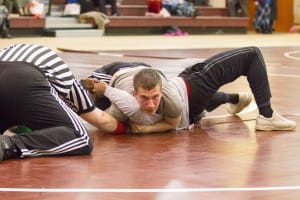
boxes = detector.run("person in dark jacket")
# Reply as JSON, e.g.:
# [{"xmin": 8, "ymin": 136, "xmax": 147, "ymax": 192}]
[{"xmin": 0, "ymin": 1, "xmax": 12, "ymax": 38}]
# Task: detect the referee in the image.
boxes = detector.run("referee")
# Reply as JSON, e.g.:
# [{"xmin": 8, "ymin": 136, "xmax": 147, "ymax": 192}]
[{"xmin": 0, "ymin": 44, "xmax": 120, "ymax": 162}]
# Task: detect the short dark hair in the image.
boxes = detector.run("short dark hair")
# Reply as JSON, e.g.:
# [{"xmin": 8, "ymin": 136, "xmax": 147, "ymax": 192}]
[{"xmin": 133, "ymin": 68, "xmax": 162, "ymax": 91}]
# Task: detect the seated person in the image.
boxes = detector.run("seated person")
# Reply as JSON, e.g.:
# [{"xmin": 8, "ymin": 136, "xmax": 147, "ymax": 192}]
[
  {"xmin": 94, "ymin": 0, "xmax": 119, "ymax": 15},
  {"xmin": 227, "ymin": 0, "xmax": 248, "ymax": 17},
  {"xmin": 0, "ymin": 3, "xmax": 12, "ymax": 38}
]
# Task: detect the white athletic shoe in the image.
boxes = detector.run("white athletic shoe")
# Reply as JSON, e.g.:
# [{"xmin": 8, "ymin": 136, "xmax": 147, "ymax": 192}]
[
  {"xmin": 227, "ymin": 92, "xmax": 252, "ymax": 115},
  {"xmin": 255, "ymin": 111, "xmax": 296, "ymax": 131}
]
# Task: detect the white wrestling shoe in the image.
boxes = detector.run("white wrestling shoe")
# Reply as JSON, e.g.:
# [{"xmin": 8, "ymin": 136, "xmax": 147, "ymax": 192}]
[
  {"xmin": 227, "ymin": 92, "xmax": 252, "ymax": 115},
  {"xmin": 255, "ymin": 111, "xmax": 296, "ymax": 131}
]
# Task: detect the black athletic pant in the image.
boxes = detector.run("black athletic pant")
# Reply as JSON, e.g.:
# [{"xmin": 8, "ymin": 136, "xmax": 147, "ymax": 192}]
[
  {"xmin": 178, "ymin": 46, "xmax": 272, "ymax": 123},
  {"xmin": 0, "ymin": 61, "xmax": 93, "ymax": 158}
]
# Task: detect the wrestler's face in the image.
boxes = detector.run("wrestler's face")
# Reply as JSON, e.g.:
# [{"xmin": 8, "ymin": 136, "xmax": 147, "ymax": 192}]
[{"xmin": 134, "ymin": 85, "xmax": 162, "ymax": 115}]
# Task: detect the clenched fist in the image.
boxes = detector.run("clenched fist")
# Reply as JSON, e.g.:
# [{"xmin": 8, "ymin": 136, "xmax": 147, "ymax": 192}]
[{"xmin": 93, "ymin": 80, "xmax": 108, "ymax": 97}]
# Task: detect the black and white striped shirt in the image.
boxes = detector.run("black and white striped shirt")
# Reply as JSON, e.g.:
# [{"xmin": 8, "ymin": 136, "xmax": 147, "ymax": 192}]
[
  {"xmin": 0, "ymin": 44, "xmax": 94, "ymax": 114},
  {"xmin": 0, "ymin": 44, "xmax": 74, "ymax": 96}
]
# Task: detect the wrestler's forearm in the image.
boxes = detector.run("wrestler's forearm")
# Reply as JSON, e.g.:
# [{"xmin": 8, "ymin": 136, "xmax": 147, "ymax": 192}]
[
  {"xmin": 134, "ymin": 121, "xmax": 174, "ymax": 133},
  {"xmin": 80, "ymin": 108, "xmax": 118, "ymax": 133},
  {"xmin": 132, "ymin": 116, "xmax": 181, "ymax": 134}
]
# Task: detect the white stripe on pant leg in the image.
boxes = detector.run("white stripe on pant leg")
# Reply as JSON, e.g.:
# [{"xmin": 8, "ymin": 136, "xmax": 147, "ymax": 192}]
[
  {"xmin": 20, "ymin": 88, "xmax": 91, "ymax": 157},
  {"xmin": 23, "ymin": 139, "xmax": 89, "ymax": 157},
  {"xmin": 197, "ymin": 47, "xmax": 265, "ymax": 76}
]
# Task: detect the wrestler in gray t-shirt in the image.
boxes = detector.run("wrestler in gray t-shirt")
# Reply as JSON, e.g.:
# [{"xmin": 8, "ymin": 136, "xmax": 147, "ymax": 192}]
[{"xmin": 103, "ymin": 66, "xmax": 190, "ymax": 129}]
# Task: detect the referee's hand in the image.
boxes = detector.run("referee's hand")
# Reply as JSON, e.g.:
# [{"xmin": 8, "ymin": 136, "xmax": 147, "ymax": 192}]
[
  {"xmin": 93, "ymin": 80, "xmax": 108, "ymax": 97},
  {"xmin": 81, "ymin": 78, "xmax": 99, "ymax": 93}
]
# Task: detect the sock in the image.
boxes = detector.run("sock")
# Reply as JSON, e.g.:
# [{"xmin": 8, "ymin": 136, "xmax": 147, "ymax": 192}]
[
  {"xmin": 14, "ymin": 125, "xmax": 32, "ymax": 134},
  {"xmin": 228, "ymin": 94, "xmax": 239, "ymax": 104},
  {"xmin": 258, "ymin": 101, "xmax": 273, "ymax": 118},
  {"xmin": 206, "ymin": 92, "xmax": 230, "ymax": 111}
]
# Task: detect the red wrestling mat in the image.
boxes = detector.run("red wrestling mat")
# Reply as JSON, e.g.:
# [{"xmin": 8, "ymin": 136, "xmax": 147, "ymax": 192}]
[{"xmin": 1, "ymin": 47, "xmax": 299, "ymax": 200}]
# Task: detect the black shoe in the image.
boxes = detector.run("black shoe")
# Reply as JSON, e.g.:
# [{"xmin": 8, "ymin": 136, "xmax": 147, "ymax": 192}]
[{"xmin": 0, "ymin": 135, "xmax": 19, "ymax": 162}]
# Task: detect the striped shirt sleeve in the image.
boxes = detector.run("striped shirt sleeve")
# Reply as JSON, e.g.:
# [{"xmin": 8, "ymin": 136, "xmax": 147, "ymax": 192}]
[
  {"xmin": 64, "ymin": 80, "xmax": 95, "ymax": 114},
  {"xmin": 0, "ymin": 44, "xmax": 74, "ymax": 97}
]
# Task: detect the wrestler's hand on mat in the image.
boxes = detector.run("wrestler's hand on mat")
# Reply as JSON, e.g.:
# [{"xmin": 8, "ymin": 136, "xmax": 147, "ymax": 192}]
[
  {"xmin": 130, "ymin": 123, "xmax": 148, "ymax": 134},
  {"xmin": 81, "ymin": 78, "xmax": 99, "ymax": 93},
  {"xmin": 93, "ymin": 80, "xmax": 108, "ymax": 97}
]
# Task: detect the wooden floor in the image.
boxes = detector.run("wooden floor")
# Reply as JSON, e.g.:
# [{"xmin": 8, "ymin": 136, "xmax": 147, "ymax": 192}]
[{"xmin": 1, "ymin": 46, "xmax": 300, "ymax": 199}]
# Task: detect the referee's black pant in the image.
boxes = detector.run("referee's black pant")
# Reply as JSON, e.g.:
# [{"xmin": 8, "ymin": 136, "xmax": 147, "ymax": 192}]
[
  {"xmin": 0, "ymin": 61, "xmax": 93, "ymax": 158},
  {"xmin": 179, "ymin": 46, "xmax": 272, "ymax": 123}
]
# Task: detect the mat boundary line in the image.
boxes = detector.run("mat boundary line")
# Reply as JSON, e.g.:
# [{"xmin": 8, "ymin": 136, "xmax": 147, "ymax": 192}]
[{"xmin": 1, "ymin": 186, "xmax": 300, "ymax": 193}]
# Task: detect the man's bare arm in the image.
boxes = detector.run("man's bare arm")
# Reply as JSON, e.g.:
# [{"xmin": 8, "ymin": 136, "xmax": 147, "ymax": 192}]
[
  {"xmin": 130, "ymin": 115, "xmax": 181, "ymax": 134},
  {"xmin": 80, "ymin": 108, "xmax": 119, "ymax": 133}
]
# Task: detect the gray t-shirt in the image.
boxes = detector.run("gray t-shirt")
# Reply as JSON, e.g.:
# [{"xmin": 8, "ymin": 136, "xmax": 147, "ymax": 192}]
[{"xmin": 104, "ymin": 67, "xmax": 184, "ymax": 127}]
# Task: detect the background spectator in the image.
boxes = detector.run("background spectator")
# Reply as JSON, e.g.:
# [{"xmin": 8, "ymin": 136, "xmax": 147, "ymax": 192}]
[
  {"xmin": 253, "ymin": 0, "xmax": 273, "ymax": 33},
  {"xmin": 0, "ymin": 0, "xmax": 12, "ymax": 38},
  {"xmin": 94, "ymin": 0, "xmax": 119, "ymax": 15},
  {"xmin": 290, "ymin": 0, "xmax": 300, "ymax": 33},
  {"xmin": 227, "ymin": 0, "xmax": 248, "ymax": 17}
]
